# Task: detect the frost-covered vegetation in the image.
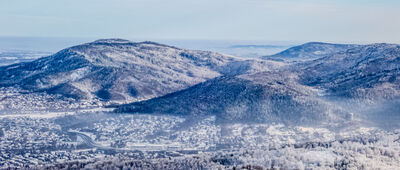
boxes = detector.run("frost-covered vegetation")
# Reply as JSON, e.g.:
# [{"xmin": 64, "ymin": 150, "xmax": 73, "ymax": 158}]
[
  {"xmin": 0, "ymin": 112, "xmax": 399, "ymax": 169},
  {"xmin": 1, "ymin": 40, "xmax": 400, "ymax": 169},
  {"xmin": 0, "ymin": 87, "xmax": 101, "ymax": 111}
]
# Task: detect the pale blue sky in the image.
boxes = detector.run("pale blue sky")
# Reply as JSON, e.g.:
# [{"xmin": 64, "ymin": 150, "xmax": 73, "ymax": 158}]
[{"xmin": 1, "ymin": 0, "xmax": 399, "ymax": 43}]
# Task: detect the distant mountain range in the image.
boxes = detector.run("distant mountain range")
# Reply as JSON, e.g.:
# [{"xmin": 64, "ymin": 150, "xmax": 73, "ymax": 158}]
[
  {"xmin": 0, "ymin": 39, "xmax": 280, "ymax": 103},
  {"xmin": 0, "ymin": 50, "xmax": 51, "ymax": 66},
  {"xmin": 259, "ymin": 42, "xmax": 400, "ymax": 100},
  {"xmin": 262, "ymin": 42, "xmax": 359, "ymax": 62},
  {"xmin": 297, "ymin": 43, "xmax": 400, "ymax": 100},
  {"xmin": 230, "ymin": 45, "xmax": 287, "ymax": 49},
  {"xmin": 1, "ymin": 39, "xmax": 399, "ymax": 124},
  {"xmin": 117, "ymin": 41, "xmax": 400, "ymax": 124}
]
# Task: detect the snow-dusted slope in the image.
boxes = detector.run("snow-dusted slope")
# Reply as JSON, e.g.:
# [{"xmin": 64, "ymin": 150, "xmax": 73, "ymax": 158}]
[
  {"xmin": 116, "ymin": 71, "xmax": 350, "ymax": 125},
  {"xmin": 298, "ymin": 43, "xmax": 400, "ymax": 99},
  {"xmin": 115, "ymin": 42, "xmax": 400, "ymax": 124},
  {"xmin": 262, "ymin": 42, "xmax": 359, "ymax": 62},
  {"xmin": 0, "ymin": 39, "xmax": 281, "ymax": 104}
]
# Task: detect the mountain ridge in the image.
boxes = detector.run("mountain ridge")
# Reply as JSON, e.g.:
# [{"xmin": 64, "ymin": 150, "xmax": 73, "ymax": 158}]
[
  {"xmin": 116, "ymin": 71, "xmax": 350, "ymax": 125},
  {"xmin": 0, "ymin": 39, "xmax": 281, "ymax": 105},
  {"xmin": 262, "ymin": 42, "xmax": 360, "ymax": 62},
  {"xmin": 297, "ymin": 43, "xmax": 400, "ymax": 99}
]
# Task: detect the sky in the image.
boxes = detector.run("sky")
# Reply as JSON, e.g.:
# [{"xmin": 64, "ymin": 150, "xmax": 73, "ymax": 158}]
[{"xmin": 0, "ymin": 0, "xmax": 400, "ymax": 44}]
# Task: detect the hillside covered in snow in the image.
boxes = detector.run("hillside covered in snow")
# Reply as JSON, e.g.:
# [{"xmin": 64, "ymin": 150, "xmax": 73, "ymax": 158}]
[
  {"xmin": 0, "ymin": 39, "xmax": 282, "ymax": 108},
  {"xmin": 297, "ymin": 43, "xmax": 400, "ymax": 100},
  {"xmin": 262, "ymin": 42, "xmax": 359, "ymax": 62},
  {"xmin": 116, "ymin": 71, "xmax": 350, "ymax": 125},
  {"xmin": 116, "ymin": 42, "xmax": 400, "ymax": 126}
]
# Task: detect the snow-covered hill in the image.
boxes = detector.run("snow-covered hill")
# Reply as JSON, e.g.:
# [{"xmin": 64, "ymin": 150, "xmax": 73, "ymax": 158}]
[
  {"xmin": 115, "ymin": 42, "xmax": 400, "ymax": 124},
  {"xmin": 116, "ymin": 71, "xmax": 350, "ymax": 125},
  {"xmin": 0, "ymin": 39, "xmax": 281, "ymax": 105},
  {"xmin": 298, "ymin": 43, "xmax": 400, "ymax": 99},
  {"xmin": 262, "ymin": 42, "xmax": 359, "ymax": 62}
]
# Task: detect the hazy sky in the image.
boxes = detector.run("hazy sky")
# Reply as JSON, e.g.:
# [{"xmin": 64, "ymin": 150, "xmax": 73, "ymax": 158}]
[{"xmin": 1, "ymin": 0, "xmax": 400, "ymax": 43}]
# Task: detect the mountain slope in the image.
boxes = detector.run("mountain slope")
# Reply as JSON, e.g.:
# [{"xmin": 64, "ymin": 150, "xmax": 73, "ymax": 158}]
[
  {"xmin": 297, "ymin": 43, "xmax": 400, "ymax": 99},
  {"xmin": 116, "ymin": 72, "xmax": 350, "ymax": 124},
  {"xmin": 262, "ymin": 42, "xmax": 359, "ymax": 62},
  {"xmin": 0, "ymin": 39, "xmax": 281, "ymax": 103}
]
